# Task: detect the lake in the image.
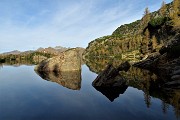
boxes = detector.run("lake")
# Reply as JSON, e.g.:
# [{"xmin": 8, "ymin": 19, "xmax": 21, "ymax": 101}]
[{"xmin": 0, "ymin": 64, "xmax": 179, "ymax": 120}]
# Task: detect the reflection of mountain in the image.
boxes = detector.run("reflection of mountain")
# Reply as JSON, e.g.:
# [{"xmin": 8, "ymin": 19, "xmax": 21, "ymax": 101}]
[
  {"xmin": 94, "ymin": 86, "xmax": 128, "ymax": 102},
  {"xmin": 87, "ymin": 57, "xmax": 180, "ymax": 118},
  {"xmin": 36, "ymin": 70, "xmax": 82, "ymax": 90}
]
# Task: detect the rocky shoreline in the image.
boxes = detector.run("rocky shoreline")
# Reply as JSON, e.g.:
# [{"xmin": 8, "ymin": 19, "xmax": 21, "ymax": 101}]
[{"xmin": 133, "ymin": 32, "xmax": 180, "ymax": 86}]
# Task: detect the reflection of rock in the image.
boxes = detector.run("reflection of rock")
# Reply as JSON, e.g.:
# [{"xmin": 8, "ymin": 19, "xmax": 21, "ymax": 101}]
[
  {"xmin": 36, "ymin": 70, "xmax": 81, "ymax": 90},
  {"xmin": 34, "ymin": 48, "xmax": 81, "ymax": 72},
  {"xmin": 94, "ymin": 86, "xmax": 128, "ymax": 102},
  {"xmin": 92, "ymin": 62, "xmax": 130, "ymax": 87},
  {"xmin": 92, "ymin": 62, "xmax": 129, "ymax": 101}
]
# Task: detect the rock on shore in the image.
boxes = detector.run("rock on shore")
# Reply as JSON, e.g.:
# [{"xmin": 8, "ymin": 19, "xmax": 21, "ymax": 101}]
[{"xmin": 34, "ymin": 48, "xmax": 81, "ymax": 72}]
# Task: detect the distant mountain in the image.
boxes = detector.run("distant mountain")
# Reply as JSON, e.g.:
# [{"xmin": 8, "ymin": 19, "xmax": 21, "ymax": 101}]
[
  {"xmin": 2, "ymin": 50, "xmax": 21, "ymax": 55},
  {"xmin": 36, "ymin": 46, "xmax": 68, "ymax": 55},
  {"xmin": 54, "ymin": 46, "xmax": 67, "ymax": 49},
  {"xmin": 1, "ymin": 46, "xmax": 70, "ymax": 55}
]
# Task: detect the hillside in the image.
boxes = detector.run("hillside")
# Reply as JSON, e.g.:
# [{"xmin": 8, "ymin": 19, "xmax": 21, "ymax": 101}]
[
  {"xmin": 83, "ymin": 1, "xmax": 179, "ymax": 62},
  {"xmin": 84, "ymin": 0, "xmax": 180, "ymax": 87}
]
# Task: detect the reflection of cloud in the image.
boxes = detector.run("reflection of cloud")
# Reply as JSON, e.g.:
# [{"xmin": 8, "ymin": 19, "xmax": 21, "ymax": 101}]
[
  {"xmin": 35, "ymin": 70, "xmax": 82, "ymax": 90},
  {"xmin": 0, "ymin": 0, "xmax": 173, "ymax": 52}
]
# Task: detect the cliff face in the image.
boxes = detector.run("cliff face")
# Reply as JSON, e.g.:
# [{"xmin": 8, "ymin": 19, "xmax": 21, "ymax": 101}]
[{"xmin": 83, "ymin": 2, "xmax": 179, "ymax": 62}]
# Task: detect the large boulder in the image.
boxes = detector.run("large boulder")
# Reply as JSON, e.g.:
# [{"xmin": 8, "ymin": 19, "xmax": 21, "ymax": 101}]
[
  {"xmin": 92, "ymin": 62, "xmax": 130, "ymax": 87},
  {"xmin": 34, "ymin": 48, "xmax": 81, "ymax": 72}
]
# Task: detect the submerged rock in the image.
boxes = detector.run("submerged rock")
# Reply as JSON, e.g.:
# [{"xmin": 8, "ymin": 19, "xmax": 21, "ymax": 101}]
[
  {"xmin": 92, "ymin": 62, "xmax": 130, "ymax": 87},
  {"xmin": 34, "ymin": 48, "xmax": 81, "ymax": 72}
]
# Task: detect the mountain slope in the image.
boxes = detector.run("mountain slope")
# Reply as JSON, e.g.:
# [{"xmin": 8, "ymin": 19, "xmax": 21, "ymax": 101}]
[{"xmin": 83, "ymin": 1, "xmax": 179, "ymax": 63}]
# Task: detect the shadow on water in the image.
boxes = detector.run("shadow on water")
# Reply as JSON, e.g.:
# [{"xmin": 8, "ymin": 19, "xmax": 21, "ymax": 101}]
[
  {"xmin": 35, "ymin": 70, "xmax": 82, "ymax": 90},
  {"xmin": 85, "ymin": 56, "xmax": 180, "ymax": 118}
]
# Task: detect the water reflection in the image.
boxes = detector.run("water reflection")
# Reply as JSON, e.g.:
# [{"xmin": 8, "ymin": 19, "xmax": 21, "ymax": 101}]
[
  {"xmin": 85, "ymin": 57, "xmax": 180, "ymax": 119},
  {"xmin": 35, "ymin": 70, "xmax": 82, "ymax": 90},
  {"xmin": 0, "ymin": 59, "xmax": 38, "ymax": 67},
  {"xmin": 94, "ymin": 86, "xmax": 128, "ymax": 102},
  {"xmin": 84, "ymin": 57, "xmax": 122, "ymax": 73},
  {"xmin": 0, "ymin": 63, "xmax": 179, "ymax": 120}
]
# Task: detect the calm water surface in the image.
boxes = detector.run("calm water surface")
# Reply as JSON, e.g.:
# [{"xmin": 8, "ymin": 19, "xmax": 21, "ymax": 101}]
[{"xmin": 0, "ymin": 65, "xmax": 178, "ymax": 120}]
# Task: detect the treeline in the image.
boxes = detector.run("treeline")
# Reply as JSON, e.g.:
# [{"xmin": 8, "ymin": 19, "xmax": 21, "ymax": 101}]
[{"xmin": 0, "ymin": 52, "xmax": 54, "ymax": 64}]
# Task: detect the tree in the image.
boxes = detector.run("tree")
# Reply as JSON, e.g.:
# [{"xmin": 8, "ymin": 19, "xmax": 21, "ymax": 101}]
[
  {"xmin": 171, "ymin": 0, "xmax": 180, "ymax": 26},
  {"xmin": 145, "ymin": 28, "xmax": 150, "ymax": 41},
  {"xmin": 160, "ymin": 1, "xmax": 167, "ymax": 16},
  {"xmin": 141, "ymin": 29, "xmax": 150, "ymax": 54},
  {"xmin": 173, "ymin": 0, "xmax": 179, "ymax": 14},
  {"xmin": 152, "ymin": 35, "xmax": 158, "ymax": 50},
  {"xmin": 142, "ymin": 7, "xmax": 151, "ymax": 27}
]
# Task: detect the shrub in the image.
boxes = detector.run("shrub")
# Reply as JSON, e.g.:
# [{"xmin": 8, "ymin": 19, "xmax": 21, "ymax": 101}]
[{"xmin": 149, "ymin": 17, "xmax": 166, "ymax": 27}]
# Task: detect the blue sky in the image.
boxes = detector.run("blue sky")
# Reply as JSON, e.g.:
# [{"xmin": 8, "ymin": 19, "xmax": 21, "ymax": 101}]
[{"xmin": 0, "ymin": 0, "xmax": 172, "ymax": 53}]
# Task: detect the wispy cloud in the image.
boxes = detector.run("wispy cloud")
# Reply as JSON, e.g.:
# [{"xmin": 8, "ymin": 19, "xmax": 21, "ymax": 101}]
[{"xmin": 0, "ymin": 0, "xmax": 173, "ymax": 52}]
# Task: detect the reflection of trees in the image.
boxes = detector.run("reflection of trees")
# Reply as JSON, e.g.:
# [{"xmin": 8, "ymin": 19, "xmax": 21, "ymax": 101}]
[
  {"xmin": 84, "ymin": 57, "xmax": 122, "ymax": 74},
  {"xmin": 0, "ymin": 52, "xmax": 53, "ymax": 66},
  {"xmin": 0, "ymin": 59, "xmax": 36, "ymax": 67},
  {"xmin": 161, "ymin": 100, "xmax": 169, "ymax": 114},
  {"xmin": 86, "ymin": 57, "xmax": 180, "ymax": 118}
]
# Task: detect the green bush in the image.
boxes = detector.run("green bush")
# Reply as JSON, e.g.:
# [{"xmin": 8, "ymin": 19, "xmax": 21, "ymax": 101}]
[{"xmin": 149, "ymin": 17, "xmax": 166, "ymax": 27}]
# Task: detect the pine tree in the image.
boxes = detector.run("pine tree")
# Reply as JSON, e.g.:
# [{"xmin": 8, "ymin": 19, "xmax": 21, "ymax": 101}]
[
  {"xmin": 142, "ymin": 7, "xmax": 151, "ymax": 28},
  {"xmin": 172, "ymin": 0, "xmax": 180, "ymax": 26},
  {"xmin": 173, "ymin": 0, "xmax": 179, "ymax": 14},
  {"xmin": 160, "ymin": 1, "xmax": 167, "ymax": 16},
  {"xmin": 144, "ymin": 29, "xmax": 150, "ymax": 53},
  {"xmin": 152, "ymin": 35, "xmax": 158, "ymax": 50},
  {"xmin": 140, "ymin": 29, "xmax": 150, "ymax": 54}
]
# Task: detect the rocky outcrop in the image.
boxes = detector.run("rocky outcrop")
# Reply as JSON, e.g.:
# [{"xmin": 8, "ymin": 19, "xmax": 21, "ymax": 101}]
[
  {"xmin": 34, "ymin": 48, "xmax": 82, "ymax": 90},
  {"xmin": 34, "ymin": 48, "xmax": 81, "ymax": 72},
  {"xmin": 35, "ymin": 70, "xmax": 81, "ymax": 90},
  {"xmin": 92, "ymin": 61, "xmax": 130, "ymax": 101},
  {"xmin": 33, "ymin": 55, "xmax": 47, "ymax": 63},
  {"xmin": 92, "ymin": 61, "xmax": 130, "ymax": 87},
  {"xmin": 134, "ymin": 32, "xmax": 180, "ymax": 87}
]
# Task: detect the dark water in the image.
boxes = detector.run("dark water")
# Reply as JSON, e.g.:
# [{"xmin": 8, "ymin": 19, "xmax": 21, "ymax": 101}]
[{"xmin": 0, "ymin": 64, "xmax": 179, "ymax": 120}]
